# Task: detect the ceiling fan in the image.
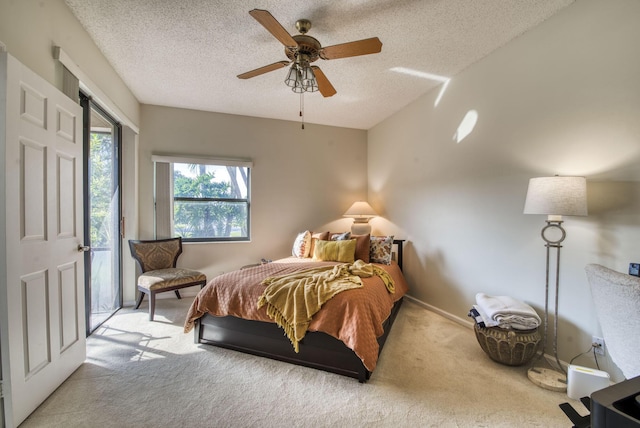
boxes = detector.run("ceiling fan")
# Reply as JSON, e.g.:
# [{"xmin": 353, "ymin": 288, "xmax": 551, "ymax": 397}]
[{"xmin": 237, "ymin": 9, "xmax": 383, "ymax": 97}]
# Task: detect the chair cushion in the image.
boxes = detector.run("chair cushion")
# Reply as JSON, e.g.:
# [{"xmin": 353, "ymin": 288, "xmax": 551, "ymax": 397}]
[
  {"xmin": 137, "ymin": 268, "xmax": 206, "ymax": 291},
  {"xmin": 131, "ymin": 239, "xmax": 181, "ymax": 271}
]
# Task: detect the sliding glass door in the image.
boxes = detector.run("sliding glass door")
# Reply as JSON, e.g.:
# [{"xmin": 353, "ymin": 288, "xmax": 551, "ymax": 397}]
[{"xmin": 81, "ymin": 93, "xmax": 123, "ymax": 334}]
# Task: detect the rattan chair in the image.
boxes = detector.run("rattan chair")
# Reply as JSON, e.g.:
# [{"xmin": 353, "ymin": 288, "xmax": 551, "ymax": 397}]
[{"xmin": 128, "ymin": 237, "xmax": 206, "ymax": 321}]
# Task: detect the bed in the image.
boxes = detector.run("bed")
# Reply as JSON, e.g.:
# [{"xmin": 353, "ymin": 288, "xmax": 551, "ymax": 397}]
[{"xmin": 184, "ymin": 234, "xmax": 408, "ymax": 382}]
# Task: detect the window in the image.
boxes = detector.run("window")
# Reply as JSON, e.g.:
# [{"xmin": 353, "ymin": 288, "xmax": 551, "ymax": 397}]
[{"xmin": 153, "ymin": 155, "xmax": 252, "ymax": 242}]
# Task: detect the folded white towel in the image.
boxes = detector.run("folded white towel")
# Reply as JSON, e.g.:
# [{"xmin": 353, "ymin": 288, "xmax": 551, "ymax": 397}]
[
  {"xmin": 475, "ymin": 293, "xmax": 541, "ymax": 329},
  {"xmin": 472, "ymin": 304, "xmax": 499, "ymax": 328}
]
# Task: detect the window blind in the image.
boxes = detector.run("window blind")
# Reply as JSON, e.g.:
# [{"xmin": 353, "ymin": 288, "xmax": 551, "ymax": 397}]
[
  {"xmin": 61, "ymin": 66, "xmax": 80, "ymax": 103},
  {"xmin": 154, "ymin": 161, "xmax": 172, "ymax": 238}
]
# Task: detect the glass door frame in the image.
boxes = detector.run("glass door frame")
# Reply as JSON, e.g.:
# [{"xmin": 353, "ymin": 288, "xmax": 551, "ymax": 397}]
[{"xmin": 80, "ymin": 92, "xmax": 123, "ymax": 335}]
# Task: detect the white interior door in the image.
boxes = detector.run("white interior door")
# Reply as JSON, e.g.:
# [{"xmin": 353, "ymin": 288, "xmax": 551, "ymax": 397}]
[{"xmin": 0, "ymin": 53, "xmax": 86, "ymax": 427}]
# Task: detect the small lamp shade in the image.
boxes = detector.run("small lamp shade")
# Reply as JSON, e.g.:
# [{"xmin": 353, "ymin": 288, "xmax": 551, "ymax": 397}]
[
  {"xmin": 301, "ymin": 66, "xmax": 318, "ymax": 92},
  {"xmin": 284, "ymin": 66, "xmax": 299, "ymax": 88},
  {"xmin": 524, "ymin": 176, "xmax": 588, "ymax": 220},
  {"xmin": 344, "ymin": 201, "xmax": 377, "ymax": 235}
]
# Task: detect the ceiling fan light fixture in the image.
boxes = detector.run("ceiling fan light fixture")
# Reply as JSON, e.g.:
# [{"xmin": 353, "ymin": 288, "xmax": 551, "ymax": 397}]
[
  {"xmin": 284, "ymin": 65, "xmax": 300, "ymax": 88},
  {"xmin": 291, "ymin": 68, "xmax": 306, "ymax": 93},
  {"xmin": 286, "ymin": 57, "xmax": 317, "ymax": 93},
  {"xmin": 301, "ymin": 64, "xmax": 317, "ymax": 92},
  {"xmin": 292, "ymin": 82, "xmax": 306, "ymax": 93}
]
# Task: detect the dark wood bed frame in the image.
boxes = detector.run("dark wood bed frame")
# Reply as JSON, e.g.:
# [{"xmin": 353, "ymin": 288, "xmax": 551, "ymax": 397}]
[{"xmin": 194, "ymin": 240, "xmax": 405, "ymax": 383}]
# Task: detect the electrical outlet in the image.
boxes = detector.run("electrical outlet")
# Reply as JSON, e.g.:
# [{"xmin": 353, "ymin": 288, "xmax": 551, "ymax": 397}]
[{"xmin": 592, "ymin": 336, "xmax": 605, "ymax": 356}]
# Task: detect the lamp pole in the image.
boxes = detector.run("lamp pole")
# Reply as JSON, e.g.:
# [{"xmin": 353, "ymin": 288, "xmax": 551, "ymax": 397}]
[{"xmin": 528, "ymin": 219, "xmax": 568, "ymax": 391}]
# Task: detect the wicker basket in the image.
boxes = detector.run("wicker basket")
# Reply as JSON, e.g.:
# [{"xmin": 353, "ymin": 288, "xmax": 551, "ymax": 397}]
[{"xmin": 473, "ymin": 324, "xmax": 541, "ymax": 366}]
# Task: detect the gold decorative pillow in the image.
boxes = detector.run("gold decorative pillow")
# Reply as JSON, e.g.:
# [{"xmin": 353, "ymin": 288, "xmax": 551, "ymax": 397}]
[
  {"xmin": 309, "ymin": 231, "xmax": 330, "ymax": 257},
  {"xmin": 313, "ymin": 239, "xmax": 356, "ymax": 263}
]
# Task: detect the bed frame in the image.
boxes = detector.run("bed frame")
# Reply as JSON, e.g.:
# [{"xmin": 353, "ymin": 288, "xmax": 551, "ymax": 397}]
[{"xmin": 195, "ymin": 240, "xmax": 405, "ymax": 383}]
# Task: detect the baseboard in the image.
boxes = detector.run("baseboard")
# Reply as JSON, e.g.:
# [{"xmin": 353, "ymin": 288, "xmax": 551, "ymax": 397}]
[{"xmin": 404, "ymin": 295, "xmax": 474, "ymax": 329}]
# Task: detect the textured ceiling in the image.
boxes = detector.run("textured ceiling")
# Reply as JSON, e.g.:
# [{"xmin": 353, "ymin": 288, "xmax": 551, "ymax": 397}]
[{"xmin": 64, "ymin": 0, "xmax": 575, "ymax": 130}]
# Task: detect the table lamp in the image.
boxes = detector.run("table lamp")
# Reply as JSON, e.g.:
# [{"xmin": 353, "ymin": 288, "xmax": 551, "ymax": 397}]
[{"xmin": 343, "ymin": 201, "xmax": 377, "ymax": 235}]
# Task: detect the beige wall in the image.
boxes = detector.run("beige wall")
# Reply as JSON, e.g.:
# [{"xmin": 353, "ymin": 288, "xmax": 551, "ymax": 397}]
[
  {"xmin": 139, "ymin": 105, "xmax": 368, "ymax": 278},
  {"xmin": 369, "ymin": 0, "xmax": 640, "ymax": 381},
  {"xmin": 0, "ymin": 0, "xmax": 139, "ymax": 126}
]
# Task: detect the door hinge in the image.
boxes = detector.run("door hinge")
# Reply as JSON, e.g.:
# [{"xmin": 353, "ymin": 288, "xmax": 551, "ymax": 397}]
[
  {"xmin": 120, "ymin": 217, "xmax": 125, "ymax": 238},
  {"xmin": 0, "ymin": 380, "xmax": 4, "ymax": 398}
]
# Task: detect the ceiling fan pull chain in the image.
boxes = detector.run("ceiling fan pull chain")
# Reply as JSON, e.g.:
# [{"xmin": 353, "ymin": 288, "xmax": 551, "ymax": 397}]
[{"xmin": 300, "ymin": 92, "xmax": 305, "ymax": 129}]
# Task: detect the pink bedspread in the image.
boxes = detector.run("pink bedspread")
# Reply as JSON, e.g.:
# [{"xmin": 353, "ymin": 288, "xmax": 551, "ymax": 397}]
[{"xmin": 184, "ymin": 257, "xmax": 409, "ymax": 371}]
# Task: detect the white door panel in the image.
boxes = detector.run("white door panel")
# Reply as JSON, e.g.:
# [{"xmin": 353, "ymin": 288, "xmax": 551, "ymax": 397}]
[
  {"xmin": 1, "ymin": 52, "xmax": 86, "ymax": 428},
  {"xmin": 20, "ymin": 139, "xmax": 47, "ymax": 240}
]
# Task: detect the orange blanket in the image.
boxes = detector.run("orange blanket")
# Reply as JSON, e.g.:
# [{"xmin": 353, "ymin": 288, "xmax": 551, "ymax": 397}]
[{"xmin": 184, "ymin": 257, "xmax": 409, "ymax": 371}]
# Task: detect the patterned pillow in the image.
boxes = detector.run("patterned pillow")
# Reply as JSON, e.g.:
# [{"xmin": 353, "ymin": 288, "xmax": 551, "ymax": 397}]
[
  {"xmin": 313, "ymin": 239, "xmax": 356, "ymax": 263},
  {"xmin": 369, "ymin": 235, "xmax": 395, "ymax": 265},
  {"xmin": 291, "ymin": 230, "xmax": 312, "ymax": 258},
  {"xmin": 330, "ymin": 231, "xmax": 351, "ymax": 241}
]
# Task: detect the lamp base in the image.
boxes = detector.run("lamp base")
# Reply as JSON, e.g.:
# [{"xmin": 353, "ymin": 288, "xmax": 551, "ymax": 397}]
[
  {"xmin": 350, "ymin": 222, "xmax": 372, "ymax": 235},
  {"xmin": 527, "ymin": 367, "xmax": 567, "ymax": 392}
]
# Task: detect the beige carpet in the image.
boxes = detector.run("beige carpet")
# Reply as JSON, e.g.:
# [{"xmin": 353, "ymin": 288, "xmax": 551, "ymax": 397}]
[{"xmin": 21, "ymin": 299, "xmax": 582, "ymax": 427}]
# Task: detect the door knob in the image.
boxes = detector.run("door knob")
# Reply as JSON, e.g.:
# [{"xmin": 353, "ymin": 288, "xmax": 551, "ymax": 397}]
[{"xmin": 77, "ymin": 244, "xmax": 90, "ymax": 252}]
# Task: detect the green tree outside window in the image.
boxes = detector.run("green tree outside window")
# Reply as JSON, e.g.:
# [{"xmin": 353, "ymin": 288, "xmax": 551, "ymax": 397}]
[{"xmin": 172, "ymin": 163, "xmax": 250, "ymax": 241}]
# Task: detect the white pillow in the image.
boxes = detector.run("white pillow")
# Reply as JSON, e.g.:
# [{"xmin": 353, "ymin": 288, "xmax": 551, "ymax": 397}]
[{"xmin": 291, "ymin": 230, "xmax": 312, "ymax": 258}]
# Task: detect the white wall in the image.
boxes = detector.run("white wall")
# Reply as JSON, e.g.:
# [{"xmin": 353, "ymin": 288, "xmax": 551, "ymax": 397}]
[
  {"xmin": 139, "ymin": 105, "xmax": 368, "ymax": 280},
  {"xmin": 368, "ymin": 0, "xmax": 640, "ymax": 381}
]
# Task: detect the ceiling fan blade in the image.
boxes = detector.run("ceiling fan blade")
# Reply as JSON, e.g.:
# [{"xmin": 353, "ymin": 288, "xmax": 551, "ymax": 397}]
[
  {"xmin": 249, "ymin": 9, "xmax": 297, "ymax": 48},
  {"xmin": 237, "ymin": 61, "xmax": 290, "ymax": 79},
  {"xmin": 311, "ymin": 66, "xmax": 337, "ymax": 97},
  {"xmin": 320, "ymin": 37, "xmax": 382, "ymax": 60}
]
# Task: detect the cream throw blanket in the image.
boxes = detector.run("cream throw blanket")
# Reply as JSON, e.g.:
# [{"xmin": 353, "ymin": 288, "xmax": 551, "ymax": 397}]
[{"xmin": 257, "ymin": 260, "xmax": 395, "ymax": 352}]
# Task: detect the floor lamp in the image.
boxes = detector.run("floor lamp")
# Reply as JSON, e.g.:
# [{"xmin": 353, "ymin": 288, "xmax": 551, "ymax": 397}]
[{"xmin": 523, "ymin": 176, "xmax": 588, "ymax": 392}]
